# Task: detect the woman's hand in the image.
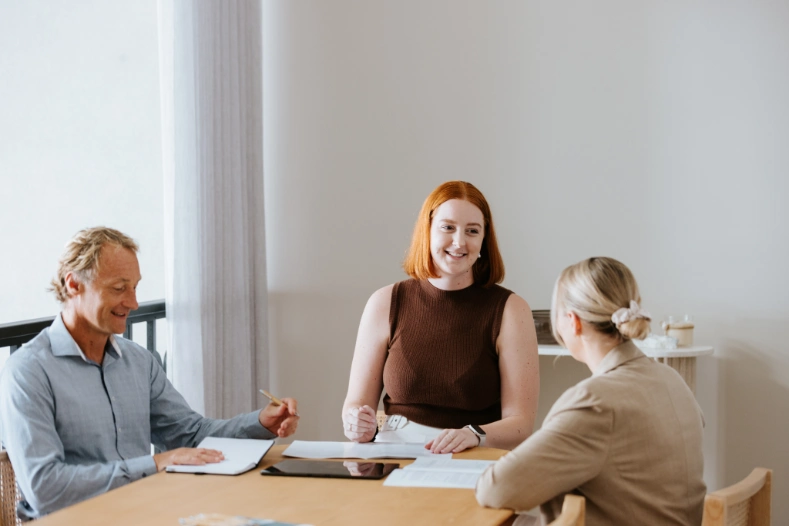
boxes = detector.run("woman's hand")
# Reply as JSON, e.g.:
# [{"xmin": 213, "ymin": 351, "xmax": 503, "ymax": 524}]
[
  {"xmin": 343, "ymin": 405, "xmax": 378, "ymax": 442},
  {"xmin": 426, "ymin": 427, "xmax": 480, "ymax": 454}
]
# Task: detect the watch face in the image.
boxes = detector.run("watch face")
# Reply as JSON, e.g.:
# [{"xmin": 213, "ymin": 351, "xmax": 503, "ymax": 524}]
[{"xmin": 470, "ymin": 424, "xmax": 486, "ymax": 436}]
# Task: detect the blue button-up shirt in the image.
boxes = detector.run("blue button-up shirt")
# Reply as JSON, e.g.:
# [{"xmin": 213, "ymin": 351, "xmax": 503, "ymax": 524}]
[{"xmin": 0, "ymin": 314, "xmax": 274, "ymax": 519}]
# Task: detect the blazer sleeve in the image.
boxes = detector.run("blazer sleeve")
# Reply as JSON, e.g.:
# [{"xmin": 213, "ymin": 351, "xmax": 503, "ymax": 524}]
[{"xmin": 475, "ymin": 384, "xmax": 613, "ymax": 512}]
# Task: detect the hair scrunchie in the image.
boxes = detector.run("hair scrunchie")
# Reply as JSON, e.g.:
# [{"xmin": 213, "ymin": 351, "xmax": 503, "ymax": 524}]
[{"xmin": 611, "ymin": 300, "xmax": 651, "ymax": 328}]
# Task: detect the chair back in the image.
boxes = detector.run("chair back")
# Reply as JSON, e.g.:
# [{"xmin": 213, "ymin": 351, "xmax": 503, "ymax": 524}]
[
  {"xmin": 0, "ymin": 450, "xmax": 21, "ymax": 526},
  {"xmin": 547, "ymin": 494, "xmax": 585, "ymax": 526},
  {"xmin": 376, "ymin": 410, "xmax": 387, "ymax": 431},
  {"xmin": 702, "ymin": 468, "xmax": 772, "ymax": 526}
]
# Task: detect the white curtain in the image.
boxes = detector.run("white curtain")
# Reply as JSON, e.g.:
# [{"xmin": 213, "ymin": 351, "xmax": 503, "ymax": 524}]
[{"xmin": 158, "ymin": 0, "xmax": 269, "ymax": 418}]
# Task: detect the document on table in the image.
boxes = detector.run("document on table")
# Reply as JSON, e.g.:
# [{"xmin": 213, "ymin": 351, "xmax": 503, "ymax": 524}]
[
  {"xmin": 383, "ymin": 457, "xmax": 495, "ymax": 489},
  {"xmin": 374, "ymin": 429, "xmax": 426, "ymax": 444},
  {"xmin": 166, "ymin": 437, "xmax": 274, "ymax": 475},
  {"xmin": 282, "ymin": 441, "xmax": 452, "ymax": 459}
]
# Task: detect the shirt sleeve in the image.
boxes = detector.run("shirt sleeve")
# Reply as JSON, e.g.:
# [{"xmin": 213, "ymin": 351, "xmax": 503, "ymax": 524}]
[
  {"xmin": 147, "ymin": 357, "xmax": 276, "ymax": 450},
  {"xmin": 0, "ymin": 356, "xmax": 158, "ymax": 519},
  {"xmin": 475, "ymin": 385, "xmax": 613, "ymax": 512}
]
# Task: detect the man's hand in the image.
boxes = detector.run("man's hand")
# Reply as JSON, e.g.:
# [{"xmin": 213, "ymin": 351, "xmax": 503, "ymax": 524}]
[
  {"xmin": 153, "ymin": 447, "xmax": 224, "ymax": 472},
  {"xmin": 259, "ymin": 397, "xmax": 299, "ymax": 437}
]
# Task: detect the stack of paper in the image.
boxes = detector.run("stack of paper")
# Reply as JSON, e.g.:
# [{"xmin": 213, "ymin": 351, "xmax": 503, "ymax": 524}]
[
  {"xmin": 282, "ymin": 441, "xmax": 451, "ymax": 459},
  {"xmin": 166, "ymin": 437, "xmax": 275, "ymax": 475},
  {"xmin": 383, "ymin": 457, "xmax": 495, "ymax": 489}
]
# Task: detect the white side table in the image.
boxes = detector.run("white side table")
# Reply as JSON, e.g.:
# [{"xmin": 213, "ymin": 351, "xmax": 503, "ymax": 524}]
[{"xmin": 537, "ymin": 345, "xmax": 714, "ymax": 394}]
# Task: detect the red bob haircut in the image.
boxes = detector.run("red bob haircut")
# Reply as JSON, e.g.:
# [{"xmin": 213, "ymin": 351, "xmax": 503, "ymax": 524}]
[{"xmin": 403, "ymin": 181, "xmax": 505, "ymax": 287}]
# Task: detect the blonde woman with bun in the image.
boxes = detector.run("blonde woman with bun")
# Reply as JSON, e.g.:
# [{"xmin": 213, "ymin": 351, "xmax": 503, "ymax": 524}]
[{"xmin": 476, "ymin": 257, "xmax": 705, "ymax": 526}]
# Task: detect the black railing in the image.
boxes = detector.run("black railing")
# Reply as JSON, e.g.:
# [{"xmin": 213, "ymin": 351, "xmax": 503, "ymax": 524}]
[
  {"xmin": 0, "ymin": 300, "xmax": 167, "ymax": 358},
  {"xmin": 122, "ymin": 301, "xmax": 166, "ymax": 352},
  {"xmin": 0, "ymin": 317, "xmax": 52, "ymax": 353}
]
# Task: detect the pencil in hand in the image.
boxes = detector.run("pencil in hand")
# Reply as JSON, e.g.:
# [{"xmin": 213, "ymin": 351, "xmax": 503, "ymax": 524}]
[{"xmin": 259, "ymin": 389, "xmax": 300, "ymax": 417}]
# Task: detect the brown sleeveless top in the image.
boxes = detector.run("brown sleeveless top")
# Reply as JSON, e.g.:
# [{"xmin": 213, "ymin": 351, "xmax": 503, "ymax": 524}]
[{"xmin": 382, "ymin": 279, "xmax": 513, "ymax": 429}]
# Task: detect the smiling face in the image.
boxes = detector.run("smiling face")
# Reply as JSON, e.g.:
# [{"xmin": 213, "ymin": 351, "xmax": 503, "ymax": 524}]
[
  {"xmin": 429, "ymin": 199, "xmax": 485, "ymax": 288},
  {"xmin": 69, "ymin": 244, "xmax": 141, "ymax": 338}
]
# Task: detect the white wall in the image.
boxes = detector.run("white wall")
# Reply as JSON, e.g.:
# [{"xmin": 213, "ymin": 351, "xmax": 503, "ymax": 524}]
[
  {"xmin": 263, "ymin": 0, "xmax": 789, "ymax": 520},
  {"xmin": 0, "ymin": 0, "xmax": 164, "ymax": 327}
]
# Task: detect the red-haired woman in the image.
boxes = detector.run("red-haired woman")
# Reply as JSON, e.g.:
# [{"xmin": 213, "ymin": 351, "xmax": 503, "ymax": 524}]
[{"xmin": 342, "ymin": 181, "xmax": 539, "ymax": 453}]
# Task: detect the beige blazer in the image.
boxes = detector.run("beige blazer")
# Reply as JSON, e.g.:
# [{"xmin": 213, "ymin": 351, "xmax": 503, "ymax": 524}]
[{"xmin": 476, "ymin": 340, "xmax": 705, "ymax": 526}]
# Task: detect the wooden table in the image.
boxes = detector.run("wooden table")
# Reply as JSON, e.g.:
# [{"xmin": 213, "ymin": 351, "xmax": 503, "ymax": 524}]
[
  {"xmin": 538, "ymin": 344, "xmax": 714, "ymax": 393},
  {"xmin": 33, "ymin": 445, "xmax": 514, "ymax": 526}
]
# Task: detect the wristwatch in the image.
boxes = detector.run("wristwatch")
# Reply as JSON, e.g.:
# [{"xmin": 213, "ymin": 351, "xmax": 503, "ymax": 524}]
[{"xmin": 465, "ymin": 424, "xmax": 486, "ymax": 447}]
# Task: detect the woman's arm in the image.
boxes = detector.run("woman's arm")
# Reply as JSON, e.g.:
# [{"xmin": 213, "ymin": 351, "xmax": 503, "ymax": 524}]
[
  {"xmin": 341, "ymin": 284, "xmax": 393, "ymax": 442},
  {"xmin": 484, "ymin": 294, "xmax": 540, "ymax": 450},
  {"xmin": 476, "ymin": 386, "xmax": 611, "ymax": 512},
  {"xmin": 427, "ymin": 294, "xmax": 540, "ymax": 453}
]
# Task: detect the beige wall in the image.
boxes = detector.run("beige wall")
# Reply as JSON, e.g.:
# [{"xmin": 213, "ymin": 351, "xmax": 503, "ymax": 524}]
[{"xmin": 263, "ymin": 1, "xmax": 789, "ymax": 521}]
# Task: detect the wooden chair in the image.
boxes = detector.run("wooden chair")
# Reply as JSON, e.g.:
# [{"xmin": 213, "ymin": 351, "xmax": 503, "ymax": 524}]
[
  {"xmin": 702, "ymin": 468, "xmax": 772, "ymax": 526},
  {"xmin": 547, "ymin": 494, "xmax": 585, "ymax": 526},
  {"xmin": 0, "ymin": 450, "xmax": 21, "ymax": 526},
  {"xmin": 376, "ymin": 410, "xmax": 387, "ymax": 431}
]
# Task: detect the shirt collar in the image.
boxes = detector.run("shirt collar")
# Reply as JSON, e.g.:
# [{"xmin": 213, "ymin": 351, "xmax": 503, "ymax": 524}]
[
  {"xmin": 49, "ymin": 313, "xmax": 123, "ymax": 362},
  {"xmin": 593, "ymin": 339, "xmax": 645, "ymax": 376}
]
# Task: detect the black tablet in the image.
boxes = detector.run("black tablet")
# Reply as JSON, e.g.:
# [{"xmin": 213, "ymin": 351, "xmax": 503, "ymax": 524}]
[{"xmin": 260, "ymin": 460, "xmax": 398, "ymax": 480}]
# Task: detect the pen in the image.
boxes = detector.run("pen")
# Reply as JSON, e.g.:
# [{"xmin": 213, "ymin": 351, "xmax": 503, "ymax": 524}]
[{"xmin": 259, "ymin": 389, "xmax": 300, "ymax": 417}]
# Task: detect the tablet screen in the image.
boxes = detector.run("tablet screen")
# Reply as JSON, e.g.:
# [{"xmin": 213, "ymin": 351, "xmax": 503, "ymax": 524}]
[{"xmin": 260, "ymin": 460, "xmax": 398, "ymax": 480}]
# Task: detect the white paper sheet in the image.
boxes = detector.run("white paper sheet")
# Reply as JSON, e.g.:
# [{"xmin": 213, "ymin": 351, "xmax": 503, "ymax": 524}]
[
  {"xmin": 282, "ymin": 440, "xmax": 451, "ymax": 459},
  {"xmin": 383, "ymin": 469, "xmax": 481, "ymax": 489},
  {"xmin": 383, "ymin": 458, "xmax": 495, "ymax": 489},
  {"xmin": 166, "ymin": 437, "xmax": 274, "ymax": 475},
  {"xmin": 374, "ymin": 430, "xmax": 427, "ymax": 444},
  {"xmin": 404, "ymin": 457, "xmax": 495, "ymax": 472}
]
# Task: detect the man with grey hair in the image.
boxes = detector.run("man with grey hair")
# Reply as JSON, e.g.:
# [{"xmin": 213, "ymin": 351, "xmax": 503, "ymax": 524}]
[{"xmin": 0, "ymin": 227, "xmax": 299, "ymax": 520}]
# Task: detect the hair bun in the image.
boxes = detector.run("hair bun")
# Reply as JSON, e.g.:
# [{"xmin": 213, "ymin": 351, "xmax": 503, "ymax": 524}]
[{"xmin": 617, "ymin": 318, "xmax": 651, "ymax": 341}]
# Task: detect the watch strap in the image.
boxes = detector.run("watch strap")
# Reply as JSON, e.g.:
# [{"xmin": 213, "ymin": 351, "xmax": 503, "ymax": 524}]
[{"xmin": 465, "ymin": 425, "xmax": 486, "ymax": 447}]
